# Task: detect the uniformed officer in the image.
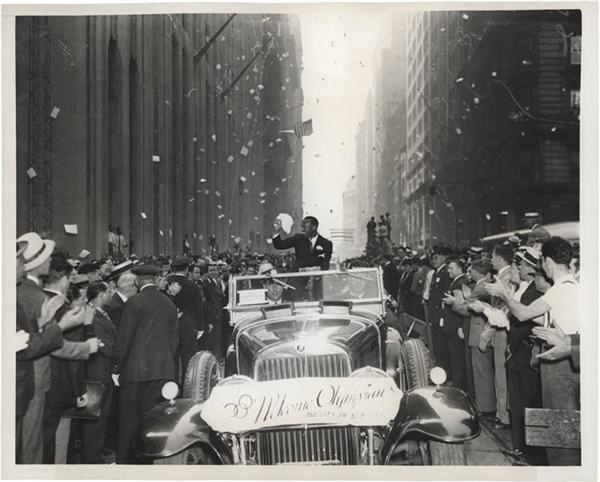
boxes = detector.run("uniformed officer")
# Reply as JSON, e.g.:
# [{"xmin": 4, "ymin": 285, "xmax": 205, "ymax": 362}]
[{"xmin": 426, "ymin": 246, "xmax": 452, "ymax": 373}]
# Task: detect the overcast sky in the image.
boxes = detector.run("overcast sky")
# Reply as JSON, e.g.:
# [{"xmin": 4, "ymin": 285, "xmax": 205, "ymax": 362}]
[{"xmin": 298, "ymin": 11, "xmax": 383, "ymax": 236}]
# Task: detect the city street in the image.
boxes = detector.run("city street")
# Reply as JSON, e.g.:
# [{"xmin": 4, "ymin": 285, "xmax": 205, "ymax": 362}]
[{"xmin": 8, "ymin": 6, "xmax": 584, "ymax": 473}]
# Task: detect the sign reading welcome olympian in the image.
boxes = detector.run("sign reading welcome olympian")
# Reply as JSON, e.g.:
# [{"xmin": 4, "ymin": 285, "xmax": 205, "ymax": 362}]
[{"xmin": 200, "ymin": 377, "xmax": 402, "ymax": 433}]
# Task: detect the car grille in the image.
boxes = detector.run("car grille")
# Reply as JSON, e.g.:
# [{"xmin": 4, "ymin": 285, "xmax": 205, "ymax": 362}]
[
  {"xmin": 253, "ymin": 353, "xmax": 357, "ymax": 464},
  {"xmin": 254, "ymin": 353, "xmax": 351, "ymax": 381},
  {"xmin": 256, "ymin": 426, "xmax": 360, "ymax": 465}
]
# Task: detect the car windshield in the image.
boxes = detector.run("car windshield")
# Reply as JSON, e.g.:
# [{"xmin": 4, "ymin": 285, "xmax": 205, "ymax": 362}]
[{"xmin": 233, "ymin": 269, "xmax": 381, "ymax": 307}]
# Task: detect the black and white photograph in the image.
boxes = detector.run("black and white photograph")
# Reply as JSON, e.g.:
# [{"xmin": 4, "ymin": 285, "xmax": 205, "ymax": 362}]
[{"xmin": 2, "ymin": 2, "xmax": 597, "ymax": 479}]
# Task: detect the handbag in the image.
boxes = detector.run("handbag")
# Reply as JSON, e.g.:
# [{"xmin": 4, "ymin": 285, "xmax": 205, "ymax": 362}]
[{"xmin": 62, "ymin": 381, "xmax": 105, "ymax": 420}]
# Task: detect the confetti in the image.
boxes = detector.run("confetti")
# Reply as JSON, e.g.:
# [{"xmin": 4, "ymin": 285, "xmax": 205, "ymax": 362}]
[
  {"xmin": 78, "ymin": 249, "xmax": 90, "ymax": 258},
  {"xmin": 491, "ymin": 71, "xmax": 497, "ymax": 77},
  {"xmin": 249, "ymin": 89, "xmax": 256, "ymax": 95},
  {"xmin": 193, "ymin": 233, "xmax": 197, "ymax": 239},
  {"xmin": 456, "ymin": 77, "xmax": 464, "ymax": 83},
  {"xmin": 26, "ymin": 167, "xmax": 37, "ymax": 179},
  {"xmin": 251, "ymin": 171, "xmax": 256, "ymax": 176},
  {"xmin": 240, "ymin": 147, "xmax": 249, "ymax": 156},
  {"xmin": 440, "ymin": 27, "xmax": 446, "ymax": 32},
  {"xmin": 216, "ymin": 64, "xmax": 222, "ymax": 70},
  {"xmin": 551, "ymin": 126, "xmax": 557, "ymax": 132},
  {"xmin": 247, "ymin": 140, "xmax": 254, "ymax": 148},
  {"xmin": 259, "ymin": 191, "xmax": 267, "ymax": 197},
  {"xmin": 243, "ymin": 188, "xmax": 249, "ymax": 194},
  {"xmin": 246, "ymin": 112, "xmax": 252, "ymax": 120},
  {"xmin": 189, "ymin": 197, "xmax": 195, "ymax": 203},
  {"xmin": 258, "ymin": 84, "xmax": 264, "ymax": 90},
  {"xmin": 473, "ymin": 97, "xmax": 480, "ymax": 104},
  {"xmin": 199, "ymin": 234, "xmax": 204, "ymax": 240},
  {"xmin": 462, "ymin": 13, "xmax": 469, "ymax": 19},
  {"xmin": 227, "ymin": 110, "xmax": 233, "ymax": 116},
  {"xmin": 211, "ymin": 134, "xmax": 217, "ymax": 143},
  {"xmin": 193, "ymin": 137, "xmax": 197, "ymax": 142},
  {"xmin": 485, "ymin": 214, "xmax": 492, "ymax": 220},
  {"xmin": 228, "ymin": 219, "xmax": 232, "ymax": 225},
  {"xmin": 140, "ymin": 212, "xmax": 147, "ymax": 219},
  {"xmin": 204, "ymin": 189, "xmax": 210, "ymax": 195},
  {"xmin": 218, "ymin": 214, "xmax": 225, "ymax": 219},
  {"xmin": 199, "ymin": 148, "xmax": 206, "ymax": 153},
  {"xmin": 50, "ymin": 107, "xmax": 60, "ymax": 119},
  {"xmin": 521, "ymin": 131, "xmax": 525, "ymax": 136},
  {"xmin": 64, "ymin": 224, "xmax": 78, "ymax": 235},
  {"xmin": 522, "ymin": 60, "xmax": 532, "ymax": 66},
  {"xmin": 227, "ymin": 155, "xmax": 234, "ymax": 163},
  {"xmin": 254, "ymin": 216, "xmax": 259, "ymax": 221},
  {"xmin": 217, "ymin": 204, "xmax": 222, "ymax": 210},
  {"xmin": 455, "ymin": 128, "xmax": 462, "ymax": 135},
  {"xmin": 215, "ymin": 190, "xmax": 221, "ymax": 197},
  {"xmin": 152, "ymin": 155, "xmax": 160, "ymax": 163},
  {"xmin": 260, "ymin": 200, "xmax": 266, "ymax": 204},
  {"xmin": 281, "ymin": 177, "xmax": 287, "ymax": 183},
  {"xmin": 429, "ymin": 210, "xmax": 435, "ymax": 215},
  {"xmin": 185, "ymin": 88, "xmax": 198, "ymax": 98},
  {"xmin": 281, "ymin": 86, "xmax": 286, "ymax": 91},
  {"xmin": 200, "ymin": 178, "xmax": 207, "ymax": 183},
  {"xmin": 159, "ymin": 230, "xmax": 164, "ymax": 236},
  {"xmin": 169, "ymin": 229, "xmax": 173, "ymax": 238},
  {"xmin": 240, "ymin": 176, "xmax": 247, "ymax": 182}
]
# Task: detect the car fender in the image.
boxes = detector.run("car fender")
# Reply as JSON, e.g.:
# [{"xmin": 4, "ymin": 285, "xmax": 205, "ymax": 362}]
[
  {"xmin": 136, "ymin": 399, "xmax": 233, "ymax": 463},
  {"xmin": 380, "ymin": 386, "xmax": 480, "ymax": 464}
]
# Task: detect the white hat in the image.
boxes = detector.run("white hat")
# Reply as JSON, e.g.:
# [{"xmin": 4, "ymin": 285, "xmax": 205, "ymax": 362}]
[
  {"xmin": 258, "ymin": 261, "xmax": 276, "ymax": 276},
  {"xmin": 516, "ymin": 246, "xmax": 541, "ymax": 268},
  {"xmin": 276, "ymin": 213, "xmax": 293, "ymax": 234},
  {"xmin": 17, "ymin": 232, "xmax": 55, "ymax": 272}
]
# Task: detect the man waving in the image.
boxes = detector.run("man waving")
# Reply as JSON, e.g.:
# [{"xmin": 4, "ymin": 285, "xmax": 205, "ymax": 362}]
[{"xmin": 272, "ymin": 216, "xmax": 333, "ymax": 271}]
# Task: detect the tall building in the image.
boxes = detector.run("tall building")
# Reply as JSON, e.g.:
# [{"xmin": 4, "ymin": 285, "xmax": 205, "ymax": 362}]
[
  {"xmin": 404, "ymin": 10, "xmax": 581, "ymax": 247},
  {"xmin": 16, "ymin": 13, "xmax": 303, "ymax": 257},
  {"xmin": 355, "ymin": 14, "xmax": 409, "ymax": 249},
  {"xmin": 340, "ymin": 175, "xmax": 360, "ymax": 259}
]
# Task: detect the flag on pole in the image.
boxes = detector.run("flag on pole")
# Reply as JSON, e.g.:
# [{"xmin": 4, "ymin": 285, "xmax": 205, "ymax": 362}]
[{"xmin": 293, "ymin": 119, "xmax": 313, "ymax": 137}]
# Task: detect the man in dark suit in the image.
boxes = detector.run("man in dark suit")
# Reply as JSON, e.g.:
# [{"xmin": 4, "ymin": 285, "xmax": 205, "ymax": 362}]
[
  {"xmin": 199, "ymin": 263, "xmax": 225, "ymax": 357},
  {"xmin": 382, "ymin": 255, "xmax": 399, "ymax": 301},
  {"xmin": 166, "ymin": 257, "xmax": 206, "ymax": 376},
  {"xmin": 114, "ymin": 264, "xmax": 179, "ymax": 464},
  {"xmin": 441, "ymin": 258, "xmax": 469, "ymax": 390},
  {"xmin": 272, "ymin": 216, "xmax": 333, "ymax": 271},
  {"xmin": 426, "ymin": 246, "xmax": 451, "ymax": 374}
]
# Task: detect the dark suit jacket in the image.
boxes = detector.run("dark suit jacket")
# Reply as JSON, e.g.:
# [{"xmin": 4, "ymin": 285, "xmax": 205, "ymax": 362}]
[
  {"xmin": 87, "ymin": 309, "xmax": 117, "ymax": 384},
  {"xmin": 115, "ymin": 285, "xmax": 179, "ymax": 382},
  {"xmin": 382, "ymin": 262, "xmax": 399, "ymax": 298},
  {"xmin": 442, "ymin": 274, "xmax": 468, "ymax": 335},
  {"xmin": 202, "ymin": 278, "xmax": 225, "ymax": 327},
  {"xmin": 427, "ymin": 265, "xmax": 450, "ymax": 325},
  {"xmin": 167, "ymin": 274, "xmax": 206, "ymax": 331},
  {"xmin": 507, "ymin": 282, "xmax": 543, "ymax": 364},
  {"xmin": 105, "ymin": 292, "xmax": 125, "ymax": 330},
  {"xmin": 272, "ymin": 233, "xmax": 333, "ymax": 271}
]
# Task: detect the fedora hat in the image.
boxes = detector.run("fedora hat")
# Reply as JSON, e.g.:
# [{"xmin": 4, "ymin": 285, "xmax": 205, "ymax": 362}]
[{"xmin": 17, "ymin": 232, "xmax": 55, "ymax": 272}]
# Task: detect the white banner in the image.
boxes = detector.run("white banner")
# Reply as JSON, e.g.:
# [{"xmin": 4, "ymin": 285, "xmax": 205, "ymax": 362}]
[{"xmin": 200, "ymin": 377, "xmax": 402, "ymax": 433}]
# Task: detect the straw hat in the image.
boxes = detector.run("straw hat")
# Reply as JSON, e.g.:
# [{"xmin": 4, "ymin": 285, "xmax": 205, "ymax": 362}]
[{"xmin": 17, "ymin": 232, "xmax": 55, "ymax": 272}]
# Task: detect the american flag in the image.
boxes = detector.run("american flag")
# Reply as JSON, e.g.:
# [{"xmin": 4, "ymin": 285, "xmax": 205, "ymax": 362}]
[{"xmin": 293, "ymin": 119, "xmax": 313, "ymax": 137}]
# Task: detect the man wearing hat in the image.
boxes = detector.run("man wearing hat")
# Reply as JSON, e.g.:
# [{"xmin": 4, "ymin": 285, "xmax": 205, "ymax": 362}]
[
  {"xmin": 16, "ymin": 233, "xmax": 93, "ymax": 463},
  {"xmin": 114, "ymin": 263, "xmax": 179, "ymax": 463},
  {"xmin": 104, "ymin": 261, "xmax": 138, "ymax": 330},
  {"xmin": 166, "ymin": 256, "xmax": 206, "ymax": 378},
  {"xmin": 426, "ymin": 246, "xmax": 452, "ymax": 374},
  {"xmin": 272, "ymin": 216, "xmax": 333, "ymax": 271}
]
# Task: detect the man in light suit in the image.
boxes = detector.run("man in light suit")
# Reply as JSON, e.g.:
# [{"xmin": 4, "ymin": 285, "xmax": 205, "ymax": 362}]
[
  {"xmin": 451, "ymin": 259, "xmax": 496, "ymax": 416},
  {"xmin": 272, "ymin": 216, "xmax": 333, "ymax": 271},
  {"xmin": 480, "ymin": 243, "xmax": 516, "ymax": 427}
]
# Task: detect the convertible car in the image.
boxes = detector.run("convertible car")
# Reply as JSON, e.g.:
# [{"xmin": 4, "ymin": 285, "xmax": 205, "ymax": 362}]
[{"xmin": 136, "ymin": 268, "xmax": 480, "ymax": 465}]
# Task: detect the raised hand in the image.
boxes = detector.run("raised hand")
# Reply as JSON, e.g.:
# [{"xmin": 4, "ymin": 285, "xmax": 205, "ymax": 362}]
[
  {"xmin": 86, "ymin": 337, "xmax": 100, "ymax": 354},
  {"xmin": 58, "ymin": 306, "xmax": 85, "ymax": 332},
  {"xmin": 38, "ymin": 295, "xmax": 66, "ymax": 328}
]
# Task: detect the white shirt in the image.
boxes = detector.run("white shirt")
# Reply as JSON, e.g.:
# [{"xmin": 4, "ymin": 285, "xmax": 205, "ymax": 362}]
[
  {"xmin": 422, "ymin": 269, "xmax": 434, "ymax": 301},
  {"xmin": 140, "ymin": 283, "xmax": 155, "ymax": 292},
  {"xmin": 308, "ymin": 234, "xmax": 318, "ymax": 249},
  {"xmin": 116, "ymin": 291, "xmax": 128, "ymax": 303},
  {"xmin": 26, "ymin": 274, "xmax": 42, "ymax": 287},
  {"xmin": 540, "ymin": 273, "xmax": 580, "ymax": 334}
]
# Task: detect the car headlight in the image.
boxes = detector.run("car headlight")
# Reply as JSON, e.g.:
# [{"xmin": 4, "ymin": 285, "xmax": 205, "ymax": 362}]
[
  {"xmin": 161, "ymin": 381, "xmax": 179, "ymax": 402},
  {"xmin": 430, "ymin": 367, "xmax": 447, "ymax": 386}
]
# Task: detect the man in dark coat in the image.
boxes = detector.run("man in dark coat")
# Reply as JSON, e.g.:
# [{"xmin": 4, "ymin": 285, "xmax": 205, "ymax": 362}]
[
  {"xmin": 426, "ymin": 246, "xmax": 451, "ymax": 373},
  {"xmin": 382, "ymin": 255, "xmax": 399, "ymax": 301},
  {"xmin": 199, "ymin": 263, "xmax": 225, "ymax": 357},
  {"xmin": 441, "ymin": 258, "xmax": 469, "ymax": 390},
  {"xmin": 166, "ymin": 257, "xmax": 206, "ymax": 376},
  {"xmin": 272, "ymin": 216, "xmax": 333, "ymax": 271},
  {"xmin": 114, "ymin": 264, "xmax": 179, "ymax": 464}
]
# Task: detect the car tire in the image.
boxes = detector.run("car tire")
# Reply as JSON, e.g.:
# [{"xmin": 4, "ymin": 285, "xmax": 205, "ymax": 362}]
[
  {"xmin": 400, "ymin": 338, "xmax": 466, "ymax": 466},
  {"xmin": 154, "ymin": 445, "xmax": 216, "ymax": 465},
  {"xmin": 183, "ymin": 351, "xmax": 219, "ymax": 402},
  {"xmin": 154, "ymin": 352, "xmax": 220, "ymax": 465}
]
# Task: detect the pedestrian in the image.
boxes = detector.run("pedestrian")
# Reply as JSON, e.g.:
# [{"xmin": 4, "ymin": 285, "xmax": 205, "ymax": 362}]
[
  {"xmin": 486, "ymin": 236, "xmax": 580, "ymax": 465},
  {"xmin": 426, "ymin": 246, "xmax": 451, "ymax": 374},
  {"xmin": 114, "ymin": 264, "xmax": 178, "ymax": 464},
  {"xmin": 81, "ymin": 281, "xmax": 118, "ymax": 463}
]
